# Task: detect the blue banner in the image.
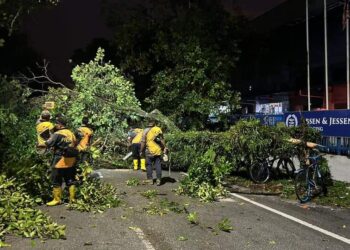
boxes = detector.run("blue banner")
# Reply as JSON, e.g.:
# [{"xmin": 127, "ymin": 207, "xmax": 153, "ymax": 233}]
[
  {"xmin": 284, "ymin": 110, "xmax": 350, "ymax": 137},
  {"xmin": 255, "ymin": 114, "xmax": 284, "ymax": 126},
  {"xmin": 241, "ymin": 114, "xmax": 285, "ymax": 126}
]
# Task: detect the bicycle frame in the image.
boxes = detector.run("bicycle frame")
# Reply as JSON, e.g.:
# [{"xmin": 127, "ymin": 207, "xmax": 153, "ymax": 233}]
[{"xmin": 294, "ymin": 153, "xmax": 325, "ymax": 202}]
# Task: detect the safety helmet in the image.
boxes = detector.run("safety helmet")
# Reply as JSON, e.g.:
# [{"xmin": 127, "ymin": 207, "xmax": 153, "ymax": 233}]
[
  {"xmin": 41, "ymin": 110, "xmax": 51, "ymax": 120},
  {"xmin": 55, "ymin": 114, "xmax": 67, "ymax": 126}
]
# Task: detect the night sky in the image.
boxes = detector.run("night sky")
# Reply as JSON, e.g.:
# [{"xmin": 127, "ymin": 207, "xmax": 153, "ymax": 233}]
[{"xmin": 23, "ymin": 0, "xmax": 287, "ymax": 83}]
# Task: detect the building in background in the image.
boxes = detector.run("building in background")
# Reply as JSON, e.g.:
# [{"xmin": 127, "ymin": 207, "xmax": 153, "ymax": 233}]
[{"xmin": 235, "ymin": 0, "xmax": 348, "ymax": 112}]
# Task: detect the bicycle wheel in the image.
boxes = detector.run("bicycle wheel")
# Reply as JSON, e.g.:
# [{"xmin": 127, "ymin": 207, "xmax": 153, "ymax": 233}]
[
  {"xmin": 249, "ymin": 160, "xmax": 270, "ymax": 184},
  {"xmin": 295, "ymin": 169, "xmax": 310, "ymax": 203},
  {"xmin": 277, "ymin": 158, "xmax": 295, "ymax": 177}
]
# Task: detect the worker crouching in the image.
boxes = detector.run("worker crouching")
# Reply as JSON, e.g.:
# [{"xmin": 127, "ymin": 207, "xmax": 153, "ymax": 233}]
[{"xmin": 45, "ymin": 115, "xmax": 79, "ymax": 206}]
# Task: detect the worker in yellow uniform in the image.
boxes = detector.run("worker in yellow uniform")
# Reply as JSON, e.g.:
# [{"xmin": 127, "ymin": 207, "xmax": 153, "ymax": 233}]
[
  {"xmin": 76, "ymin": 117, "xmax": 94, "ymax": 165},
  {"xmin": 45, "ymin": 115, "xmax": 79, "ymax": 206},
  {"xmin": 36, "ymin": 110, "xmax": 54, "ymax": 154},
  {"xmin": 128, "ymin": 125, "xmax": 146, "ymax": 171},
  {"xmin": 140, "ymin": 120, "xmax": 167, "ymax": 186}
]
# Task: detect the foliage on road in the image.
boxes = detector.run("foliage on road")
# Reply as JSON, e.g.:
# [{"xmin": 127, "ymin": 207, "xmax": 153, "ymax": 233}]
[
  {"xmin": 187, "ymin": 212, "xmax": 199, "ymax": 225},
  {"xmin": 142, "ymin": 198, "xmax": 186, "ymax": 216},
  {"xmin": 0, "ymin": 175, "xmax": 66, "ymax": 245},
  {"xmin": 126, "ymin": 177, "xmax": 140, "ymax": 187},
  {"xmin": 141, "ymin": 189, "xmax": 158, "ymax": 199},
  {"xmin": 67, "ymin": 178, "xmax": 121, "ymax": 213},
  {"xmin": 176, "ymin": 148, "xmax": 229, "ymax": 202},
  {"xmin": 169, "ymin": 119, "xmax": 324, "ymax": 201},
  {"xmin": 217, "ymin": 218, "xmax": 233, "ymax": 232}
]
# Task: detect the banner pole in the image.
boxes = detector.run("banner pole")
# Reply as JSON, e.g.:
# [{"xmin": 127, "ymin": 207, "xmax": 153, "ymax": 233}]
[
  {"xmin": 347, "ymin": 2, "xmax": 350, "ymax": 109},
  {"xmin": 324, "ymin": 0, "xmax": 329, "ymax": 110},
  {"xmin": 306, "ymin": 0, "xmax": 311, "ymax": 111}
]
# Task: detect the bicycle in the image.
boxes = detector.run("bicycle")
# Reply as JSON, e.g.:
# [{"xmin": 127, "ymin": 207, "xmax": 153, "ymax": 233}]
[
  {"xmin": 276, "ymin": 157, "xmax": 296, "ymax": 177},
  {"xmin": 249, "ymin": 155, "xmax": 295, "ymax": 184},
  {"xmin": 294, "ymin": 152, "xmax": 327, "ymax": 203},
  {"xmin": 249, "ymin": 157, "xmax": 272, "ymax": 184}
]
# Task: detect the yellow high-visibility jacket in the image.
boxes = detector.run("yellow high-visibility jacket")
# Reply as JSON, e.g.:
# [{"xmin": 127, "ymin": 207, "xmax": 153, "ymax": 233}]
[
  {"xmin": 131, "ymin": 128, "xmax": 143, "ymax": 144},
  {"xmin": 46, "ymin": 128, "xmax": 77, "ymax": 168},
  {"xmin": 76, "ymin": 126, "xmax": 94, "ymax": 152},
  {"xmin": 145, "ymin": 126, "xmax": 163, "ymax": 156}
]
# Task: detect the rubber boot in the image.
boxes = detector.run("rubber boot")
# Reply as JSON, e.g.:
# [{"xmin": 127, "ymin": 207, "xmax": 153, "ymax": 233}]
[
  {"xmin": 133, "ymin": 159, "xmax": 139, "ymax": 170},
  {"xmin": 69, "ymin": 185, "xmax": 76, "ymax": 203},
  {"xmin": 140, "ymin": 159, "xmax": 146, "ymax": 171},
  {"xmin": 46, "ymin": 187, "xmax": 62, "ymax": 206}
]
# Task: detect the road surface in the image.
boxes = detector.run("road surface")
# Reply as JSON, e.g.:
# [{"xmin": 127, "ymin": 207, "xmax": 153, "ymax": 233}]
[{"xmin": 6, "ymin": 169, "xmax": 350, "ymax": 249}]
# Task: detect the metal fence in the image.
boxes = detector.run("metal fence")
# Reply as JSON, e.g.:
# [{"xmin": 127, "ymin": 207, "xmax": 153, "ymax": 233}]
[{"xmin": 321, "ymin": 136, "xmax": 350, "ymax": 155}]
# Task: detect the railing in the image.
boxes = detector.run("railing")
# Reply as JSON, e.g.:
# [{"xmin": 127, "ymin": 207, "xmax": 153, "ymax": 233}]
[{"xmin": 321, "ymin": 136, "xmax": 350, "ymax": 155}]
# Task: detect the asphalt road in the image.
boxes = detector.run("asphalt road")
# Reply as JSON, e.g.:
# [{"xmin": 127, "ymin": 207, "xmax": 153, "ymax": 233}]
[{"xmin": 6, "ymin": 169, "xmax": 350, "ymax": 249}]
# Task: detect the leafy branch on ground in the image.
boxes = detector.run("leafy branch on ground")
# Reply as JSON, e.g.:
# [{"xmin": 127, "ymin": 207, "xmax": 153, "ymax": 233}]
[
  {"xmin": 187, "ymin": 212, "xmax": 199, "ymax": 225},
  {"xmin": 126, "ymin": 177, "xmax": 140, "ymax": 186},
  {"xmin": 176, "ymin": 148, "xmax": 229, "ymax": 202},
  {"xmin": 177, "ymin": 236, "xmax": 188, "ymax": 241},
  {"xmin": 0, "ymin": 175, "xmax": 66, "ymax": 244},
  {"xmin": 142, "ymin": 198, "xmax": 187, "ymax": 216},
  {"xmin": 141, "ymin": 189, "xmax": 158, "ymax": 199},
  {"xmin": 67, "ymin": 179, "xmax": 121, "ymax": 213},
  {"xmin": 217, "ymin": 218, "xmax": 233, "ymax": 232}
]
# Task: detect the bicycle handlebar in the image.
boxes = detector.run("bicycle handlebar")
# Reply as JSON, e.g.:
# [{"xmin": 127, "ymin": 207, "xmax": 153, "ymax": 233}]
[{"xmin": 307, "ymin": 153, "xmax": 327, "ymax": 162}]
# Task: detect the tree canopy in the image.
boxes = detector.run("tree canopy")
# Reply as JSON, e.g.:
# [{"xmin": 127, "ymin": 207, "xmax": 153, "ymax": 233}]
[
  {"xmin": 0, "ymin": 0, "xmax": 59, "ymax": 45},
  {"xmin": 98, "ymin": 0, "xmax": 244, "ymax": 129}
]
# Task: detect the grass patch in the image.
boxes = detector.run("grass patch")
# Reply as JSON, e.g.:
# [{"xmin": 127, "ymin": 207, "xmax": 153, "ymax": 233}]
[{"xmin": 313, "ymin": 181, "xmax": 350, "ymax": 208}]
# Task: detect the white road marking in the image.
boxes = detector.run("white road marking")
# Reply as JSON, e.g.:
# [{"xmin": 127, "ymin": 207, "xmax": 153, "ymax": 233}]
[
  {"xmin": 104, "ymin": 169, "xmax": 131, "ymax": 172},
  {"xmin": 219, "ymin": 198, "xmax": 237, "ymax": 203},
  {"xmin": 181, "ymin": 172, "xmax": 350, "ymax": 244},
  {"xmin": 230, "ymin": 193, "xmax": 350, "ymax": 245},
  {"xmin": 130, "ymin": 226, "xmax": 155, "ymax": 250}
]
